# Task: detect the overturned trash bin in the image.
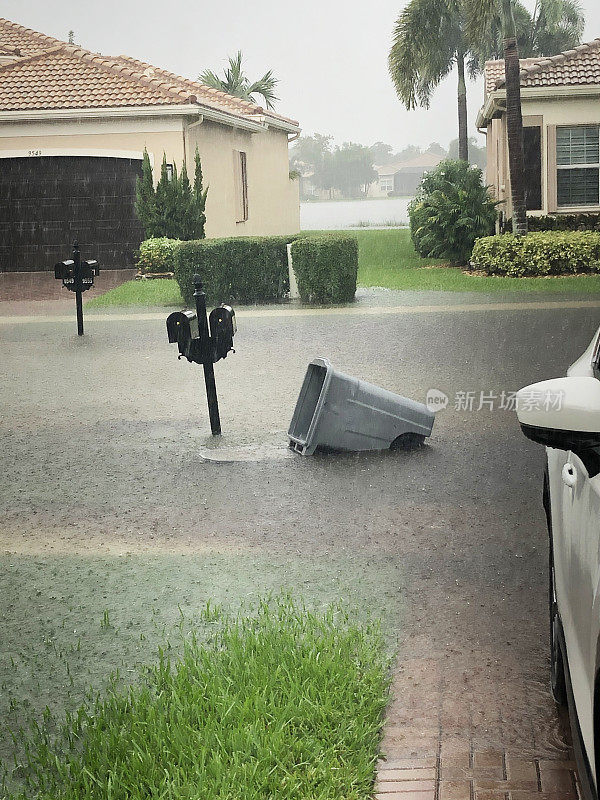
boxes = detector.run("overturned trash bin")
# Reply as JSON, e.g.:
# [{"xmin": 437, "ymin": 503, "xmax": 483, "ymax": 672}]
[{"xmin": 288, "ymin": 358, "xmax": 434, "ymax": 455}]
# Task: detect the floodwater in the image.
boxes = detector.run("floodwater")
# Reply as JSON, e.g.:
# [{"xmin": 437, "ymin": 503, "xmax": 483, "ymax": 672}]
[{"xmin": 300, "ymin": 197, "xmax": 413, "ymax": 230}]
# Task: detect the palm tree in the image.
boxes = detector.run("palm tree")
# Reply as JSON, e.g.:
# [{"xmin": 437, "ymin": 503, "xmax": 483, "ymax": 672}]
[
  {"xmin": 389, "ymin": 0, "xmax": 473, "ymax": 162},
  {"xmin": 468, "ymin": 0, "xmax": 583, "ymax": 236},
  {"xmin": 389, "ymin": 0, "xmax": 584, "ymax": 191},
  {"xmin": 199, "ymin": 51, "xmax": 279, "ymax": 110},
  {"xmin": 526, "ymin": 0, "xmax": 585, "ymax": 56},
  {"xmin": 468, "ymin": 0, "xmax": 528, "ymax": 235},
  {"xmin": 476, "ymin": 0, "xmax": 585, "ymax": 59}
]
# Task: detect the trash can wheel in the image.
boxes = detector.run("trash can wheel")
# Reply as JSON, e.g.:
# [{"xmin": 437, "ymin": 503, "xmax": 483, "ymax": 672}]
[{"xmin": 390, "ymin": 432, "xmax": 426, "ymax": 451}]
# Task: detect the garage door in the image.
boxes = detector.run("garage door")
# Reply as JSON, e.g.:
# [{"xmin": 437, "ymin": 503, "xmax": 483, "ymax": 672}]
[{"xmin": 0, "ymin": 156, "xmax": 145, "ymax": 272}]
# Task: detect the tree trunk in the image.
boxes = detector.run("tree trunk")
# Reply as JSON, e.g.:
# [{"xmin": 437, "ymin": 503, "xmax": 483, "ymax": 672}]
[
  {"xmin": 456, "ymin": 52, "xmax": 469, "ymax": 162},
  {"xmin": 502, "ymin": 0, "xmax": 528, "ymax": 236}
]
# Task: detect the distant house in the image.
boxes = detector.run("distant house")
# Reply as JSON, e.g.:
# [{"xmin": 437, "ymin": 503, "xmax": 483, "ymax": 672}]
[
  {"xmin": 0, "ymin": 18, "xmax": 300, "ymax": 273},
  {"xmin": 477, "ymin": 38, "xmax": 600, "ymax": 220},
  {"xmin": 368, "ymin": 152, "xmax": 445, "ymax": 198}
]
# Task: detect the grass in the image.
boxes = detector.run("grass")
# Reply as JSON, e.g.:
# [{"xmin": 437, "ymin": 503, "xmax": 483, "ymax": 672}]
[
  {"xmin": 0, "ymin": 552, "xmax": 404, "ymax": 796},
  {"xmin": 85, "ymin": 278, "xmax": 183, "ymax": 308},
  {"xmin": 86, "ymin": 229, "xmax": 600, "ymax": 308},
  {"xmin": 353, "ymin": 228, "xmax": 600, "ymax": 294},
  {"xmin": 5, "ymin": 594, "xmax": 389, "ymax": 800}
]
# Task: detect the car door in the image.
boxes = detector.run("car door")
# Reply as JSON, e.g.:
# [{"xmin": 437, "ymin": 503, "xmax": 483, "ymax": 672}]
[{"xmin": 564, "ymin": 449, "xmax": 600, "ymax": 774}]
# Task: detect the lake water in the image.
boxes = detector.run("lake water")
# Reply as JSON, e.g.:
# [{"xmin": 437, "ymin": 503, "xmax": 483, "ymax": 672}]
[{"xmin": 300, "ymin": 197, "xmax": 413, "ymax": 230}]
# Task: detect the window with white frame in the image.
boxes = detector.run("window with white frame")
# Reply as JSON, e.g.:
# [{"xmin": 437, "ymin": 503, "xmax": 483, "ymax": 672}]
[
  {"xmin": 379, "ymin": 177, "xmax": 393, "ymax": 193},
  {"xmin": 556, "ymin": 126, "xmax": 599, "ymax": 207}
]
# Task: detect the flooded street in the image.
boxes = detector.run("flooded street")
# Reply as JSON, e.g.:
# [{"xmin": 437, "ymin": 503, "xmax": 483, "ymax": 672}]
[{"xmin": 2, "ymin": 291, "xmax": 598, "ymax": 795}]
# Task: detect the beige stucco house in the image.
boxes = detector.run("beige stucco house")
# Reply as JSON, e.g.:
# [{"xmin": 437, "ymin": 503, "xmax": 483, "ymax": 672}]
[
  {"xmin": 0, "ymin": 18, "xmax": 300, "ymax": 272},
  {"xmin": 477, "ymin": 38, "xmax": 600, "ymax": 222}
]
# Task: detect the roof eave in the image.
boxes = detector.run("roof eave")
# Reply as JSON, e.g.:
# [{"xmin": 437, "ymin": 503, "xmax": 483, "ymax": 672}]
[
  {"xmin": 0, "ymin": 102, "xmax": 268, "ymax": 131},
  {"xmin": 249, "ymin": 113, "xmax": 301, "ymax": 134},
  {"xmin": 477, "ymin": 83, "xmax": 600, "ymax": 127}
]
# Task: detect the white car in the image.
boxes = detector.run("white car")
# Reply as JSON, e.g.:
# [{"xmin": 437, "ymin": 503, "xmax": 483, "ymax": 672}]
[{"xmin": 517, "ymin": 327, "xmax": 600, "ymax": 800}]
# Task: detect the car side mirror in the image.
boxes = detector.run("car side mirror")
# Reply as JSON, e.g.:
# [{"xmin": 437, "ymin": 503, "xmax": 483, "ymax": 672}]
[{"xmin": 516, "ymin": 376, "xmax": 600, "ymax": 450}]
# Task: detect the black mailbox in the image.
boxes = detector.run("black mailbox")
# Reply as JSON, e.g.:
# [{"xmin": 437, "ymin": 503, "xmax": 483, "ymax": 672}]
[
  {"xmin": 166, "ymin": 310, "xmax": 207, "ymax": 363},
  {"xmin": 209, "ymin": 305, "xmax": 236, "ymax": 362},
  {"xmin": 55, "ymin": 259, "xmax": 75, "ymax": 280},
  {"xmin": 55, "ymin": 258, "xmax": 99, "ymax": 292},
  {"xmin": 167, "ymin": 310, "xmax": 199, "ymax": 345}
]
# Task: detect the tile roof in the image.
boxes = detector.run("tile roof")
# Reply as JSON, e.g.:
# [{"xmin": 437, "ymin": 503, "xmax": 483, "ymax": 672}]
[
  {"xmin": 0, "ymin": 46, "xmax": 199, "ymax": 111},
  {"xmin": 113, "ymin": 55, "xmax": 264, "ymax": 116},
  {"xmin": 0, "ymin": 17, "xmax": 64, "ymax": 57},
  {"xmin": 484, "ymin": 38, "xmax": 600, "ymax": 94},
  {"xmin": 0, "ymin": 17, "xmax": 299, "ymax": 127}
]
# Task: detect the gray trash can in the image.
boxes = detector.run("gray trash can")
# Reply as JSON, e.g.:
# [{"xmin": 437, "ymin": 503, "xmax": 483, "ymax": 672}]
[{"xmin": 288, "ymin": 357, "xmax": 435, "ymax": 455}]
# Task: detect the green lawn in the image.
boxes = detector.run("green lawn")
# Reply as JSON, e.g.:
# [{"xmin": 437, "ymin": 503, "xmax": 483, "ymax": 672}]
[
  {"xmin": 0, "ymin": 552, "xmax": 402, "ymax": 797},
  {"xmin": 86, "ymin": 228, "xmax": 600, "ymax": 308},
  {"xmin": 5, "ymin": 595, "xmax": 388, "ymax": 800},
  {"xmin": 353, "ymin": 228, "xmax": 600, "ymax": 294},
  {"xmin": 86, "ymin": 278, "xmax": 183, "ymax": 308}
]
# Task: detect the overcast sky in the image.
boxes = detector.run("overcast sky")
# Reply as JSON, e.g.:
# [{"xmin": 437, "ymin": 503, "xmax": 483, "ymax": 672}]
[{"xmin": 3, "ymin": 0, "xmax": 600, "ymax": 152}]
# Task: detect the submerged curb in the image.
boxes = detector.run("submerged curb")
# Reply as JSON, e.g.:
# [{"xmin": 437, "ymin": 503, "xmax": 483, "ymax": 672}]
[{"xmin": 3, "ymin": 297, "xmax": 600, "ymax": 326}]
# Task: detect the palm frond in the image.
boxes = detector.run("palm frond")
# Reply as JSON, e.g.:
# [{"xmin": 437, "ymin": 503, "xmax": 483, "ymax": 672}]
[{"xmin": 198, "ymin": 51, "xmax": 279, "ymax": 108}]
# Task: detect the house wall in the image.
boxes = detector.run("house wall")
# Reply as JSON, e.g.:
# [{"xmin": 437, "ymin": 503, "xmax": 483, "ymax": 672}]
[
  {"xmin": 186, "ymin": 119, "xmax": 299, "ymax": 238},
  {"xmin": 0, "ymin": 115, "xmax": 185, "ymax": 173},
  {"xmin": 487, "ymin": 93, "xmax": 600, "ymax": 219},
  {"xmin": 0, "ymin": 113, "xmax": 299, "ymax": 242}
]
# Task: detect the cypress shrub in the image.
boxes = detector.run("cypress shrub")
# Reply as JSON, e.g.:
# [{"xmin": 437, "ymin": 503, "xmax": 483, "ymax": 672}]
[
  {"xmin": 290, "ymin": 234, "xmax": 358, "ymax": 303},
  {"xmin": 134, "ymin": 147, "xmax": 207, "ymax": 241}
]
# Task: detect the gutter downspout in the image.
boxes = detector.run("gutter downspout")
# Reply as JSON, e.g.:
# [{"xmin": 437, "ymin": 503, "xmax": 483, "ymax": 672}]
[{"xmin": 183, "ymin": 115, "xmax": 204, "ymax": 165}]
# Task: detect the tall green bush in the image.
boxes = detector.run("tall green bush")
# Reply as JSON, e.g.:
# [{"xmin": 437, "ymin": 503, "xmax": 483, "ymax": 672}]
[
  {"xmin": 174, "ymin": 236, "xmax": 294, "ymax": 305},
  {"xmin": 470, "ymin": 231, "xmax": 600, "ymax": 276},
  {"xmin": 408, "ymin": 159, "xmax": 497, "ymax": 266},
  {"xmin": 135, "ymin": 147, "xmax": 207, "ymax": 241},
  {"xmin": 290, "ymin": 234, "xmax": 358, "ymax": 303},
  {"xmin": 135, "ymin": 150, "xmax": 159, "ymax": 238}
]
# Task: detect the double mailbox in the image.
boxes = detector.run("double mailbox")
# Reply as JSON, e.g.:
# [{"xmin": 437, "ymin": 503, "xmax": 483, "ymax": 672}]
[
  {"xmin": 167, "ymin": 305, "xmax": 236, "ymax": 364},
  {"xmin": 54, "ymin": 258, "xmax": 100, "ymax": 293}
]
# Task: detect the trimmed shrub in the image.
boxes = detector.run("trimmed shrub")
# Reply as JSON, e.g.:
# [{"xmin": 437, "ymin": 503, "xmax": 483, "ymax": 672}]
[
  {"xmin": 409, "ymin": 160, "xmax": 497, "ymax": 266},
  {"xmin": 137, "ymin": 237, "xmax": 181, "ymax": 274},
  {"xmin": 470, "ymin": 231, "xmax": 600, "ymax": 276},
  {"xmin": 174, "ymin": 236, "xmax": 294, "ymax": 305},
  {"xmin": 290, "ymin": 234, "xmax": 358, "ymax": 303},
  {"xmin": 501, "ymin": 213, "xmax": 600, "ymax": 233}
]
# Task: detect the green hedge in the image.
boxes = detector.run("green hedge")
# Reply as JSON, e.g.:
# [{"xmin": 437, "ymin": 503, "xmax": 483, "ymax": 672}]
[
  {"xmin": 502, "ymin": 213, "xmax": 600, "ymax": 233},
  {"xmin": 290, "ymin": 234, "xmax": 358, "ymax": 303},
  {"xmin": 174, "ymin": 236, "xmax": 294, "ymax": 305},
  {"xmin": 137, "ymin": 237, "xmax": 181, "ymax": 274},
  {"xmin": 470, "ymin": 231, "xmax": 600, "ymax": 276}
]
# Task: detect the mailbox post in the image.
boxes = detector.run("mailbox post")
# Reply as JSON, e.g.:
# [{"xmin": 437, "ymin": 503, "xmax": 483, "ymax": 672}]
[
  {"xmin": 54, "ymin": 241, "xmax": 99, "ymax": 336},
  {"xmin": 194, "ymin": 275, "xmax": 221, "ymax": 436},
  {"xmin": 166, "ymin": 273, "xmax": 236, "ymax": 436}
]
